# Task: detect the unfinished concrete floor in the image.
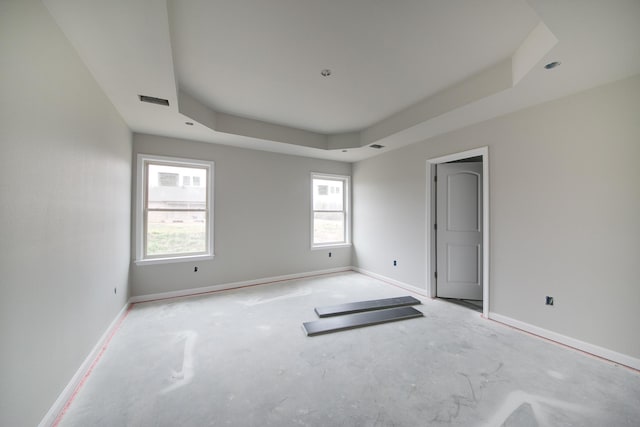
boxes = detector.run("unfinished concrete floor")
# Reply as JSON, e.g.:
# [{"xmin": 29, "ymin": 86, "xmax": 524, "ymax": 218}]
[{"xmin": 58, "ymin": 272, "xmax": 640, "ymax": 426}]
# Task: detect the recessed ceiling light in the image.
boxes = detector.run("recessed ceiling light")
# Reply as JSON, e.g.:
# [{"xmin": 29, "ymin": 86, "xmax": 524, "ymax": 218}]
[
  {"xmin": 369, "ymin": 144, "xmax": 385, "ymax": 149},
  {"xmin": 544, "ymin": 61, "xmax": 561, "ymax": 70},
  {"xmin": 185, "ymin": 122, "xmax": 194, "ymax": 126},
  {"xmin": 320, "ymin": 69, "xmax": 332, "ymax": 77}
]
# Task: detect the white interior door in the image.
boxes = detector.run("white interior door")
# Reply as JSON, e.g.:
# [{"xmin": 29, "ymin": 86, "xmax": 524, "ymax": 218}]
[{"xmin": 436, "ymin": 162, "xmax": 483, "ymax": 300}]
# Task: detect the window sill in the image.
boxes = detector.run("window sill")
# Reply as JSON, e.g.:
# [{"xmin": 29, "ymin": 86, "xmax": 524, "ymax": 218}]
[
  {"xmin": 311, "ymin": 243, "xmax": 352, "ymax": 251},
  {"xmin": 134, "ymin": 254, "xmax": 214, "ymax": 266}
]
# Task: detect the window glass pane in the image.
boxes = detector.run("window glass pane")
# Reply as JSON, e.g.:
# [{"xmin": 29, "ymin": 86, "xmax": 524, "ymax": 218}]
[
  {"xmin": 148, "ymin": 164, "xmax": 207, "ymax": 210},
  {"xmin": 314, "ymin": 212, "xmax": 345, "ymax": 244},
  {"xmin": 158, "ymin": 172, "xmax": 178, "ymax": 186},
  {"xmin": 146, "ymin": 211, "xmax": 206, "ymax": 256},
  {"xmin": 313, "ymin": 179, "xmax": 343, "ymax": 211}
]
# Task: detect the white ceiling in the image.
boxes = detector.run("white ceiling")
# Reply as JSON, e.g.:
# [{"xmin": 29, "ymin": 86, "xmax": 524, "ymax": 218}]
[
  {"xmin": 43, "ymin": 0, "xmax": 640, "ymax": 162},
  {"xmin": 170, "ymin": 0, "xmax": 538, "ymax": 134}
]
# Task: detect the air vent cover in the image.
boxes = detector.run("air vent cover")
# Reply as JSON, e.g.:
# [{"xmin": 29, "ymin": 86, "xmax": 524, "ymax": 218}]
[
  {"xmin": 369, "ymin": 144, "xmax": 385, "ymax": 149},
  {"xmin": 138, "ymin": 95, "xmax": 169, "ymax": 106}
]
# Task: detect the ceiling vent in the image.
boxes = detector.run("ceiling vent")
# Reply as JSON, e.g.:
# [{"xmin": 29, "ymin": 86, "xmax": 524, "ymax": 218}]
[
  {"xmin": 544, "ymin": 61, "xmax": 562, "ymax": 70},
  {"xmin": 369, "ymin": 144, "xmax": 385, "ymax": 149},
  {"xmin": 138, "ymin": 95, "xmax": 170, "ymax": 106}
]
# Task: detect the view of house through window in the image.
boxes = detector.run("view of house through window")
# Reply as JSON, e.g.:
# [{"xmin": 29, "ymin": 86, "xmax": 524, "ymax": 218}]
[
  {"xmin": 312, "ymin": 174, "xmax": 350, "ymax": 247},
  {"xmin": 137, "ymin": 155, "xmax": 213, "ymax": 262}
]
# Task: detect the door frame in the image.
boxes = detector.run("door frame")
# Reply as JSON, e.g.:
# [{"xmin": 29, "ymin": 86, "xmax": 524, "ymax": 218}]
[{"xmin": 426, "ymin": 146, "xmax": 490, "ymax": 317}]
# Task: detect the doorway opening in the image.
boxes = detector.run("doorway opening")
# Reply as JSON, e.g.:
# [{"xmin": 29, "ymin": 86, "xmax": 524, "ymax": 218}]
[{"xmin": 426, "ymin": 147, "xmax": 489, "ymax": 317}]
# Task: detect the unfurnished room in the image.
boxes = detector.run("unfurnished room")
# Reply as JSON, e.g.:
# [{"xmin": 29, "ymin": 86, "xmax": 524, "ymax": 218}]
[{"xmin": 1, "ymin": 1, "xmax": 639, "ymax": 426}]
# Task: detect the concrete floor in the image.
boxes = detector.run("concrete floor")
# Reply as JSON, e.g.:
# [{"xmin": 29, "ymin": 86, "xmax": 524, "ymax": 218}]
[{"xmin": 58, "ymin": 272, "xmax": 640, "ymax": 426}]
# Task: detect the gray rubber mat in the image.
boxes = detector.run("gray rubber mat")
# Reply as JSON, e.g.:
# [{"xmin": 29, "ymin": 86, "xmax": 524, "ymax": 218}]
[
  {"xmin": 314, "ymin": 295, "xmax": 421, "ymax": 317},
  {"xmin": 303, "ymin": 306, "xmax": 423, "ymax": 336}
]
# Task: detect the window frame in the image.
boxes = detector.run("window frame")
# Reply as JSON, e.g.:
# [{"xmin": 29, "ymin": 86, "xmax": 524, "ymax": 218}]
[
  {"xmin": 135, "ymin": 154, "xmax": 214, "ymax": 265},
  {"xmin": 310, "ymin": 172, "xmax": 351, "ymax": 250}
]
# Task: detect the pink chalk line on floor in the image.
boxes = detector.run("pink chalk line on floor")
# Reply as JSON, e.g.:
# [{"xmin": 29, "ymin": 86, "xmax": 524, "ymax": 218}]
[{"xmin": 52, "ymin": 305, "xmax": 132, "ymax": 427}]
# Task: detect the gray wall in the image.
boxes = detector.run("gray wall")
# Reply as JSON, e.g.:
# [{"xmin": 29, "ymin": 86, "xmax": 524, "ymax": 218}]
[
  {"xmin": 353, "ymin": 74, "xmax": 640, "ymax": 360},
  {"xmin": 0, "ymin": 2, "xmax": 132, "ymax": 426},
  {"xmin": 131, "ymin": 134, "xmax": 352, "ymax": 297}
]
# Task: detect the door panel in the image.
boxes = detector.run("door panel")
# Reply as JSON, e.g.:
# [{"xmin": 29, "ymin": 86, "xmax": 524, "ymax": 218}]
[
  {"xmin": 447, "ymin": 173, "xmax": 479, "ymax": 231},
  {"xmin": 436, "ymin": 162, "xmax": 482, "ymax": 300},
  {"xmin": 447, "ymin": 244, "xmax": 480, "ymax": 283}
]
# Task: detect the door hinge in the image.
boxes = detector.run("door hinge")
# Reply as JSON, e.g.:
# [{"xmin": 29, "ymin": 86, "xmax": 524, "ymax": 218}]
[
  {"xmin": 434, "ymin": 223, "xmax": 437, "ymax": 230},
  {"xmin": 434, "ymin": 175, "xmax": 438, "ymax": 182},
  {"xmin": 434, "ymin": 271, "xmax": 438, "ymax": 279}
]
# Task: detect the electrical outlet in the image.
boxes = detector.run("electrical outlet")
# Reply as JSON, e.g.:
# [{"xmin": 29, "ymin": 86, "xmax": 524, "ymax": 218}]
[
  {"xmin": 114, "ymin": 287, "xmax": 117, "ymax": 295},
  {"xmin": 393, "ymin": 260, "xmax": 397, "ymax": 266},
  {"xmin": 328, "ymin": 252, "xmax": 332, "ymax": 258},
  {"xmin": 194, "ymin": 266, "xmax": 199, "ymax": 272},
  {"xmin": 546, "ymin": 296, "xmax": 554, "ymax": 306}
]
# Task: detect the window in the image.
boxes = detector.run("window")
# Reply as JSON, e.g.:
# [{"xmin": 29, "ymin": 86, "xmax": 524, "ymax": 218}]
[
  {"xmin": 311, "ymin": 173, "xmax": 350, "ymax": 248},
  {"xmin": 159, "ymin": 172, "xmax": 178, "ymax": 186},
  {"xmin": 136, "ymin": 154, "xmax": 214, "ymax": 264}
]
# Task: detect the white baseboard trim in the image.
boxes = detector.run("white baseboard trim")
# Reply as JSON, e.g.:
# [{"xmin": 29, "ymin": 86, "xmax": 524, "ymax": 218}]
[
  {"xmin": 39, "ymin": 303, "xmax": 131, "ymax": 427},
  {"xmin": 128, "ymin": 267, "xmax": 354, "ymax": 304},
  {"xmin": 352, "ymin": 267, "xmax": 431, "ymax": 299},
  {"xmin": 489, "ymin": 312, "xmax": 640, "ymax": 372}
]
